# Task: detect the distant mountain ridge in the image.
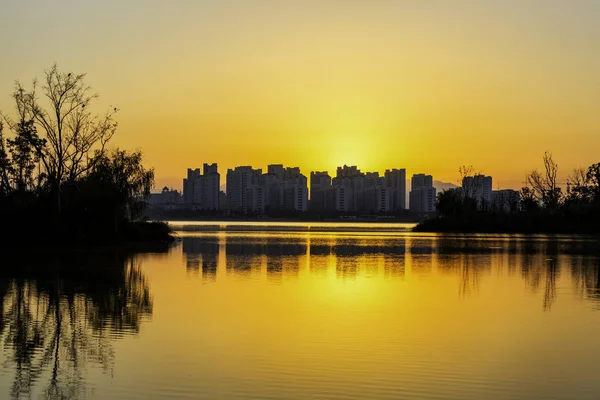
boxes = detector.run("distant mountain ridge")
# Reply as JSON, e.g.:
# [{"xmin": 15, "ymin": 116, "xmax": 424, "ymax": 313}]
[
  {"xmin": 433, "ymin": 180, "xmax": 459, "ymax": 192},
  {"xmin": 405, "ymin": 180, "xmax": 458, "ymax": 206}
]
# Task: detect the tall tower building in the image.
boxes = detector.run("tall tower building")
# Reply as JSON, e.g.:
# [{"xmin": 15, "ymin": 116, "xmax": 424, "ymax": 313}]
[
  {"xmin": 310, "ymin": 171, "xmax": 332, "ymax": 212},
  {"xmin": 202, "ymin": 163, "xmax": 220, "ymax": 210},
  {"xmin": 267, "ymin": 164, "xmax": 285, "ymax": 180},
  {"xmin": 226, "ymin": 166, "xmax": 262, "ymax": 213},
  {"xmin": 409, "ymin": 174, "xmax": 436, "ymax": 213},
  {"xmin": 462, "ymin": 174, "xmax": 493, "ymax": 207},
  {"xmin": 182, "ymin": 165, "xmax": 220, "ymax": 210},
  {"xmin": 282, "ymin": 167, "xmax": 308, "ymax": 212},
  {"xmin": 385, "ymin": 168, "xmax": 407, "ymax": 210},
  {"xmin": 183, "ymin": 168, "xmax": 202, "ymax": 209}
]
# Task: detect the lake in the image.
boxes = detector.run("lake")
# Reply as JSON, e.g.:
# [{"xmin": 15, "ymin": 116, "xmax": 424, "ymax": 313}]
[{"xmin": 1, "ymin": 222, "xmax": 600, "ymax": 399}]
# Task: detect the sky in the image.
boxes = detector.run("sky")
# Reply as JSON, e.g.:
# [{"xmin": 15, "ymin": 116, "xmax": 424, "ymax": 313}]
[{"xmin": 1, "ymin": 0, "xmax": 599, "ymax": 190}]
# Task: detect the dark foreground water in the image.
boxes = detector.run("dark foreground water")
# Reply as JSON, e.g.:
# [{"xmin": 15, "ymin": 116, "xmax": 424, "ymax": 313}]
[{"xmin": 2, "ymin": 224, "xmax": 600, "ymax": 399}]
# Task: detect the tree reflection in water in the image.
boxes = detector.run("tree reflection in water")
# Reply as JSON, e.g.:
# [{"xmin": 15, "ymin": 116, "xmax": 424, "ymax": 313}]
[
  {"xmin": 570, "ymin": 256, "xmax": 600, "ymax": 306},
  {"xmin": 0, "ymin": 252, "xmax": 154, "ymax": 399}
]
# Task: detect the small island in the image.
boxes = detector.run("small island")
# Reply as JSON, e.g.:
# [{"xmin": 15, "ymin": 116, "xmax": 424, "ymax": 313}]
[
  {"xmin": 0, "ymin": 65, "xmax": 173, "ymax": 247},
  {"xmin": 415, "ymin": 155, "xmax": 600, "ymax": 234}
]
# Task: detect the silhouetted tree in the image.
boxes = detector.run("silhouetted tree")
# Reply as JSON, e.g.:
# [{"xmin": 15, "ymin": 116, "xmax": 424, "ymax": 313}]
[
  {"xmin": 1, "ymin": 64, "xmax": 118, "ymax": 221},
  {"xmin": 526, "ymin": 151, "xmax": 562, "ymax": 211},
  {"xmin": 436, "ymin": 188, "xmax": 476, "ymax": 218},
  {"xmin": 586, "ymin": 163, "xmax": 600, "ymax": 202},
  {"xmin": 0, "ymin": 66, "xmax": 168, "ymax": 244},
  {"xmin": 567, "ymin": 167, "xmax": 588, "ymax": 196},
  {"xmin": 458, "ymin": 165, "xmax": 477, "ymax": 198},
  {"xmin": 419, "ymin": 153, "xmax": 600, "ymax": 233},
  {"xmin": 5, "ymin": 119, "xmax": 46, "ymax": 194},
  {"xmin": 519, "ymin": 186, "xmax": 539, "ymax": 213},
  {"xmin": 0, "ymin": 122, "xmax": 11, "ymax": 194},
  {"xmin": 77, "ymin": 150, "xmax": 154, "ymax": 235}
]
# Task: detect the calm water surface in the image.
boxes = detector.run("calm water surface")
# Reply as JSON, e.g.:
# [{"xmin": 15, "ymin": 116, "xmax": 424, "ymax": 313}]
[{"xmin": 2, "ymin": 223, "xmax": 600, "ymax": 399}]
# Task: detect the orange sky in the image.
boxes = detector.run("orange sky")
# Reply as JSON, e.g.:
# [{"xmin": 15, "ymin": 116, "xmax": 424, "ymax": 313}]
[{"xmin": 1, "ymin": 1, "xmax": 599, "ymax": 190}]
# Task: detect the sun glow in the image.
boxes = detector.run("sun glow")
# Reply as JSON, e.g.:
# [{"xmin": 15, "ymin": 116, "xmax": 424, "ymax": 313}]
[{"xmin": 1, "ymin": 1, "xmax": 600, "ymax": 190}]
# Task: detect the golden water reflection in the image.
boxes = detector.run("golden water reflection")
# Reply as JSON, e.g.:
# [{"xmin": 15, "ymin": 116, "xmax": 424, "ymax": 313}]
[
  {"xmin": 0, "ymin": 253, "xmax": 154, "ymax": 399},
  {"xmin": 181, "ymin": 233, "xmax": 600, "ymax": 311},
  {"xmin": 2, "ymin": 232, "xmax": 600, "ymax": 399}
]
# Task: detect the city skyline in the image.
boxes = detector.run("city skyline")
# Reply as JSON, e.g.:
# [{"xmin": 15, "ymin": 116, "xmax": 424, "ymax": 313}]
[
  {"xmin": 2, "ymin": 1, "xmax": 600, "ymax": 191},
  {"xmin": 3, "ymin": 3, "xmax": 600, "ymax": 400},
  {"xmin": 151, "ymin": 160, "xmax": 523, "ymax": 218},
  {"xmin": 155, "ymin": 162, "xmax": 512, "ymax": 194},
  {"xmin": 151, "ymin": 162, "xmax": 517, "ymax": 214}
]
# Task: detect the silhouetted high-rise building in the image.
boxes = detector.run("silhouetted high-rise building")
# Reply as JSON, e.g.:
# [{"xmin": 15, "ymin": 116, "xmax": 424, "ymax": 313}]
[
  {"xmin": 491, "ymin": 189, "xmax": 520, "ymax": 213},
  {"xmin": 334, "ymin": 185, "xmax": 354, "ymax": 212},
  {"xmin": 283, "ymin": 167, "xmax": 302, "ymax": 180},
  {"xmin": 411, "ymin": 173, "xmax": 433, "ymax": 190},
  {"xmin": 462, "ymin": 174, "xmax": 493, "ymax": 207},
  {"xmin": 310, "ymin": 171, "xmax": 332, "ymax": 212},
  {"xmin": 335, "ymin": 165, "xmax": 362, "ymax": 179},
  {"xmin": 282, "ymin": 167, "xmax": 308, "ymax": 212},
  {"xmin": 227, "ymin": 165, "xmax": 308, "ymax": 214},
  {"xmin": 331, "ymin": 167, "xmax": 379, "ymax": 213},
  {"xmin": 261, "ymin": 173, "xmax": 283, "ymax": 212},
  {"xmin": 385, "ymin": 168, "xmax": 407, "ymax": 210},
  {"xmin": 410, "ymin": 174, "xmax": 436, "ymax": 213},
  {"xmin": 227, "ymin": 166, "xmax": 262, "ymax": 213},
  {"xmin": 183, "ymin": 168, "xmax": 200, "ymax": 206},
  {"xmin": 267, "ymin": 164, "xmax": 285, "ymax": 180},
  {"xmin": 283, "ymin": 184, "xmax": 308, "ymax": 212},
  {"xmin": 364, "ymin": 186, "xmax": 393, "ymax": 213},
  {"xmin": 247, "ymin": 184, "xmax": 267, "ymax": 214},
  {"xmin": 182, "ymin": 165, "xmax": 220, "ymax": 210},
  {"xmin": 203, "ymin": 163, "xmax": 220, "ymax": 210},
  {"xmin": 219, "ymin": 191, "xmax": 228, "ymax": 211}
]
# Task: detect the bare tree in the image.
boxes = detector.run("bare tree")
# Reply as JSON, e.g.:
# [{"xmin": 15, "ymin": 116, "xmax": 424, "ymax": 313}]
[
  {"xmin": 568, "ymin": 167, "xmax": 587, "ymax": 188},
  {"xmin": 526, "ymin": 152, "xmax": 561, "ymax": 210},
  {"xmin": 458, "ymin": 165, "xmax": 477, "ymax": 198},
  {"xmin": 565, "ymin": 167, "xmax": 590, "ymax": 202},
  {"xmin": 1, "ymin": 64, "xmax": 118, "ymax": 214}
]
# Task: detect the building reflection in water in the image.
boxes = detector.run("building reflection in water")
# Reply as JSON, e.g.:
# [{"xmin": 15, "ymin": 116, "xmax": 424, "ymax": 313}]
[
  {"xmin": 225, "ymin": 240, "xmax": 263, "ymax": 277},
  {"xmin": 264, "ymin": 241, "xmax": 305, "ymax": 281},
  {"xmin": 179, "ymin": 233, "xmax": 600, "ymax": 310},
  {"xmin": 0, "ymin": 252, "xmax": 154, "ymax": 400},
  {"xmin": 182, "ymin": 237, "xmax": 219, "ymax": 281},
  {"xmin": 309, "ymin": 243, "xmax": 332, "ymax": 276},
  {"xmin": 183, "ymin": 236, "xmax": 309, "ymax": 281},
  {"xmin": 409, "ymin": 238, "xmax": 435, "ymax": 275},
  {"xmin": 181, "ymin": 236, "xmax": 412, "ymax": 281},
  {"xmin": 334, "ymin": 242, "xmax": 360, "ymax": 279}
]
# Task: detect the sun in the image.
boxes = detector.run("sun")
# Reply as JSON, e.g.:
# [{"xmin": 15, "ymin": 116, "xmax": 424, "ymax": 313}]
[{"xmin": 328, "ymin": 133, "xmax": 377, "ymax": 172}]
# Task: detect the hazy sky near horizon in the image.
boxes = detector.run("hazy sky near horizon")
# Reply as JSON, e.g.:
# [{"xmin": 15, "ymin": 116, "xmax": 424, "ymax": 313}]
[{"xmin": 1, "ymin": 0, "xmax": 599, "ymax": 189}]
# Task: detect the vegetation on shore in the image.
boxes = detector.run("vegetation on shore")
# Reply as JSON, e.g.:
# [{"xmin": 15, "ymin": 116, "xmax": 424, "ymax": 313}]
[
  {"xmin": 0, "ymin": 64, "xmax": 173, "ymax": 246},
  {"xmin": 415, "ymin": 153, "xmax": 600, "ymax": 234}
]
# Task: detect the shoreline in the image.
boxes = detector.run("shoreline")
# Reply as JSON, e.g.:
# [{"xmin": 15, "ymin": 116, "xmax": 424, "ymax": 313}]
[
  {"xmin": 413, "ymin": 218, "xmax": 600, "ymax": 236},
  {"xmin": 150, "ymin": 216, "xmax": 422, "ymax": 224},
  {"xmin": 0, "ymin": 221, "xmax": 176, "ymax": 251}
]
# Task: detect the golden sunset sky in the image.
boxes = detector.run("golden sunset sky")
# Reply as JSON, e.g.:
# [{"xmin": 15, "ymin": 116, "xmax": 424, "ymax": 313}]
[{"xmin": 1, "ymin": 1, "xmax": 599, "ymax": 190}]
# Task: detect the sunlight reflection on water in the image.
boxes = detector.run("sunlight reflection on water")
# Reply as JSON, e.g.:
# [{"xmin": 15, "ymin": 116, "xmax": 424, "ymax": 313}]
[{"xmin": 1, "ymin": 224, "xmax": 600, "ymax": 399}]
